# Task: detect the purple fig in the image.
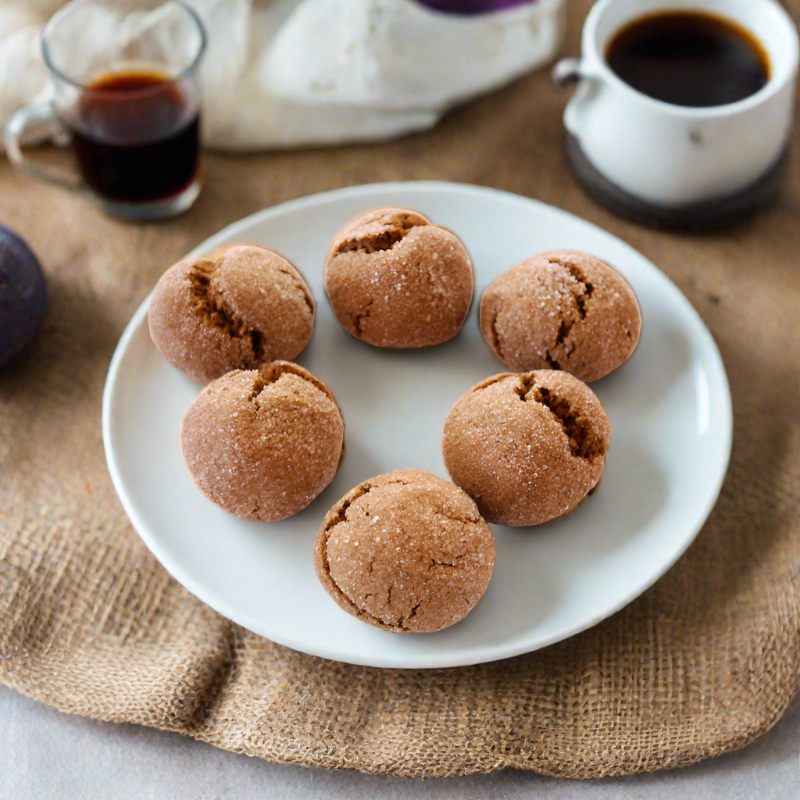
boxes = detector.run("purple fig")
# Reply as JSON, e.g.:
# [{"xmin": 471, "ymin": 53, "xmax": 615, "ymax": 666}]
[
  {"xmin": 414, "ymin": 0, "xmax": 535, "ymax": 14},
  {"xmin": 0, "ymin": 224, "xmax": 48, "ymax": 370}
]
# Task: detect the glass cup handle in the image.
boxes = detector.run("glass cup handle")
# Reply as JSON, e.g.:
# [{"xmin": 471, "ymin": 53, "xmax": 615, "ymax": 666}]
[{"xmin": 3, "ymin": 102, "xmax": 85, "ymax": 192}]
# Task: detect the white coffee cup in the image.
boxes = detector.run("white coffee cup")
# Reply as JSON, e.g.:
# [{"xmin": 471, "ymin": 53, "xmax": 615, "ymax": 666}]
[{"xmin": 554, "ymin": 0, "xmax": 799, "ymax": 208}]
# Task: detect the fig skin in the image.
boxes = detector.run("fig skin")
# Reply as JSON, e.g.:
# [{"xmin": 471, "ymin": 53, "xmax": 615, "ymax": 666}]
[{"xmin": 0, "ymin": 224, "xmax": 48, "ymax": 370}]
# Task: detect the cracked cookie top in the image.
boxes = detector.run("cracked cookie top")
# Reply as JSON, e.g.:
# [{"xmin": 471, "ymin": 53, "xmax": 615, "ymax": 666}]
[
  {"xmin": 443, "ymin": 370, "xmax": 611, "ymax": 527},
  {"xmin": 180, "ymin": 362, "xmax": 344, "ymax": 522},
  {"xmin": 479, "ymin": 250, "xmax": 641, "ymax": 382},
  {"xmin": 324, "ymin": 208, "xmax": 473, "ymax": 349},
  {"xmin": 313, "ymin": 469, "xmax": 495, "ymax": 633},
  {"xmin": 149, "ymin": 244, "xmax": 315, "ymax": 382}
]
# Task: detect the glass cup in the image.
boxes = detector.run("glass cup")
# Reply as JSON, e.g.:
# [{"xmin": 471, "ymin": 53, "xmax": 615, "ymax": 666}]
[{"xmin": 3, "ymin": 0, "xmax": 207, "ymax": 221}]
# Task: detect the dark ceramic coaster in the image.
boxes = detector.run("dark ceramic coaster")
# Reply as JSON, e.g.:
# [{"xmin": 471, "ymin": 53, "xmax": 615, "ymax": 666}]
[{"xmin": 565, "ymin": 133, "xmax": 790, "ymax": 232}]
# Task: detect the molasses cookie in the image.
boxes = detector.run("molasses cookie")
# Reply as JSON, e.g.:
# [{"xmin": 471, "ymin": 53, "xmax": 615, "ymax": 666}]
[
  {"xmin": 181, "ymin": 362, "xmax": 343, "ymax": 521},
  {"xmin": 150, "ymin": 244, "xmax": 315, "ymax": 382},
  {"xmin": 480, "ymin": 250, "xmax": 641, "ymax": 382},
  {"xmin": 324, "ymin": 208, "xmax": 473, "ymax": 348},
  {"xmin": 443, "ymin": 370, "xmax": 611, "ymax": 526},
  {"xmin": 314, "ymin": 469, "xmax": 495, "ymax": 633}
]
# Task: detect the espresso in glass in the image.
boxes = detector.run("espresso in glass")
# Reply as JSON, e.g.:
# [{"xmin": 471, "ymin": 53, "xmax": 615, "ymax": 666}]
[
  {"xmin": 4, "ymin": 0, "xmax": 207, "ymax": 220},
  {"xmin": 68, "ymin": 69, "xmax": 201, "ymax": 204}
]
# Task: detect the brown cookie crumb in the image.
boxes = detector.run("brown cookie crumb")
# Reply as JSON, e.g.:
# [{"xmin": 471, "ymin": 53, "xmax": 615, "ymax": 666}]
[
  {"xmin": 443, "ymin": 370, "xmax": 611, "ymax": 526},
  {"xmin": 181, "ymin": 362, "xmax": 343, "ymax": 522},
  {"xmin": 149, "ymin": 244, "xmax": 315, "ymax": 382},
  {"xmin": 324, "ymin": 208, "xmax": 473, "ymax": 348},
  {"xmin": 314, "ymin": 469, "xmax": 495, "ymax": 633},
  {"xmin": 480, "ymin": 250, "xmax": 641, "ymax": 382}
]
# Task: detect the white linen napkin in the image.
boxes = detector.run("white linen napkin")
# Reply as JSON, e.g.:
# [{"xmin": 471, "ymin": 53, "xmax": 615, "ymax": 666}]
[{"xmin": 0, "ymin": 0, "xmax": 564, "ymax": 152}]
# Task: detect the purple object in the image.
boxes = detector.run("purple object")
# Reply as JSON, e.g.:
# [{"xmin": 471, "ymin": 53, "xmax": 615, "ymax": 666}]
[
  {"xmin": 0, "ymin": 225, "xmax": 48, "ymax": 370},
  {"xmin": 414, "ymin": 0, "xmax": 534, "ymax": 14}
]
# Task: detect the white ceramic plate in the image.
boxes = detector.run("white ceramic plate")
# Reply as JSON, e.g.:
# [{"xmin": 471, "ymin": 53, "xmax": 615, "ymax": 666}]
[{"xmin": 103, "ymin": 181, "xmax": 731, "ymax": 669}]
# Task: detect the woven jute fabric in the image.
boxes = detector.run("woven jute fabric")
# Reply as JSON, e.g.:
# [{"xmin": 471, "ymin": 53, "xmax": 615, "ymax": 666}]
[{"xmin": 2, "ymin": 0, "xmax": 800, "ymax": 779}]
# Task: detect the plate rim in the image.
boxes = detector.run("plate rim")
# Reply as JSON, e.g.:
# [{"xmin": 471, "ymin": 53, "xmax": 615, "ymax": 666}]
[{"xmin": 103, "ymin": 180, "xmax": 733, "ymax": 668}]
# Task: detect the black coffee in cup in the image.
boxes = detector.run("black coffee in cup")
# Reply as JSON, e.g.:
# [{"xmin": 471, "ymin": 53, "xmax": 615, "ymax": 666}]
[
  {"xmin": 606, "ymin": 11, "xmax": 770, "ymax": 107},
  {"xmin": 67, "ymin": 69, "xmax": 200, "ymax": 204}
]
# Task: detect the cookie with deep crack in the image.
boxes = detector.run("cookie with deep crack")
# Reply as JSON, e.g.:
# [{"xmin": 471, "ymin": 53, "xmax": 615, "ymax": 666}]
[
  {"xmin": 181, "ymin": 362, "xmax": 344, "ymax": 521},
  {"xmin": 313, "ymin": 469, "xmax": 495, "ymax": 633},
  {"xmin": 480, "ymin": 250, "xmax": 641, "ymax": 382},
  {"xmin": 443, "ymin": 370, "xmax": 610, "ymax": 526},
  {"xmin": 149, "ymin": 244, "xmax": 315, "ymax": 382},
  {"xmin": 324, "ymin": 208, "xmax": 473, "ymax": 348}
]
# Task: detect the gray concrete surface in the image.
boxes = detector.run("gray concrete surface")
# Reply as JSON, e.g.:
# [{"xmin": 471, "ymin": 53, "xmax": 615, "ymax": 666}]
[{"xmin": 1, "ymin": 684, "xmax": 798, "ymax": 799}]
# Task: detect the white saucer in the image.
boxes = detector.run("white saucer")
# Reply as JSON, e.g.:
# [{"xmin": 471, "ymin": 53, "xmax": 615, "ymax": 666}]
[{"xmin": 103, "ymin": 181, "xmax": 732, "ymax": 669}]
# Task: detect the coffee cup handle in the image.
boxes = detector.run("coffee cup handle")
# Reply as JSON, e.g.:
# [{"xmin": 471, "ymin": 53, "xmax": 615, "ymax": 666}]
[
  {"xmin": 551, "ymin": 58, "xmax": 600, "ymax": 89},
  {"xmin": 3, "ymin": 102, "xmax": 85, "ymax": 192}
]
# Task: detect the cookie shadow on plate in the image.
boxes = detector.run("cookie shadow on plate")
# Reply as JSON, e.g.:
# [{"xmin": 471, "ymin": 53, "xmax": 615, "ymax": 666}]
[
  {"xmin": 462, "ymin": 440, "xmax": 670, "ymax": 644},
  {"xmin": 503, "ymin": 437, "xmax": 670, "ymax": 562},
  {"xmin": 594, "ymin": 313, "xmax": 696, "ymax": 414}
]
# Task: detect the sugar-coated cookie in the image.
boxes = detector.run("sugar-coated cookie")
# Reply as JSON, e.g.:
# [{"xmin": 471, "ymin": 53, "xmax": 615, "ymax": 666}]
[
  {"xmin": 181, "ymin": 362, "xmax": 343, "ymax": 521},
  {"xmin": 443, "ymin": 370, "xmax": 610, "ymax": 526},
  {"xmin": 314, "ymin": 469, "xmax": 495, "ymax": 633},
  {"xmin": 150, "ymin": 244, "xmax": 314, "ymax": 382},
  {"xmin": 325, "ymin": 208, "xmax": 473, "ymax": 348},
  {"xmin": 480, "ymin": 250, "xmax": 641, "ymax": 382}
]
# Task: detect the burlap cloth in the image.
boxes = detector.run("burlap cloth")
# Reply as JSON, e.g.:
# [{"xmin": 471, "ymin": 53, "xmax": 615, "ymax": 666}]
[{"xmin": 2, "ymin": 0, "xmax": 800, "ymax": 779}]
